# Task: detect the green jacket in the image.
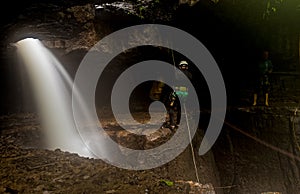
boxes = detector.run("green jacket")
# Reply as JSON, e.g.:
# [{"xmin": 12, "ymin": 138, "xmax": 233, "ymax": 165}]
[{"xmin": 258, "ymin": 59, "xmax": 273, "ymax": 75}]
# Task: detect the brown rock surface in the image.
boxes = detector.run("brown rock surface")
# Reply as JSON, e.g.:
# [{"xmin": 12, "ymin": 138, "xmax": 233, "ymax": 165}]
[{"xmin": 0, "ymin": 113, "xmax": 218, "ymax": 194}]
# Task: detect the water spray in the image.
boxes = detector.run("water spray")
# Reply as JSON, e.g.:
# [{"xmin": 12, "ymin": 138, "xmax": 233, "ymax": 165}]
[{"xmin": 15, "ymin": 38, "xmax": 93, "ymax": 158}]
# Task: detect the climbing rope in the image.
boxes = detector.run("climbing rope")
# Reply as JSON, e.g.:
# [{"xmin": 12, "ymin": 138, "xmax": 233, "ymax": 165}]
[
  {"xmin": 183, "ymin": 103, "xmax": 201, "ymax": 183},
  {"xmin": 169, "ymin": 45, "xmax": 200, "ymax": 183},
  {"xmin": 226, "ymin": 130, "xmax": 237, "ymax": 193},
  {"xmin": 291, "ymin": 108, "xmax": 300, "ymax": 152},
  {"xmin": 170, "ymin": 43, "xmax": 177, "ymax": 75},
  {"xmin": 224, "ymin": 119, "xmax": 300, "ymax": 162}
]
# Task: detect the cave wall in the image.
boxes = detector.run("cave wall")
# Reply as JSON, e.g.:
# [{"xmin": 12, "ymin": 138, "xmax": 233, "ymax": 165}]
[
  {"xmin": 214, "ymin": 107, "xmax": 300, "ymax": 194},
  {"xmin": 1, "ymin": 0, "xmax": 299, "ymax": 113}
]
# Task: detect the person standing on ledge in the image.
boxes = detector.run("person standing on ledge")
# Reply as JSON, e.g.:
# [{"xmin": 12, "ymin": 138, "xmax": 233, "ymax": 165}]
[{"xmin": 253, "ymin": 50, "xmax": 273, "ymax": 106}]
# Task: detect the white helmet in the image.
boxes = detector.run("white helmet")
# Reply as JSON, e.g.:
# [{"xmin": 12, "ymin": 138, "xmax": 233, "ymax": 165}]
[{"xmin": 179, "ymin": 60, "xmax": 188, "ymax": 69}]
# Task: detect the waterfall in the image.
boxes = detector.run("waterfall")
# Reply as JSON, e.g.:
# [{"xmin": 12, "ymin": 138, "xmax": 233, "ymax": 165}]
[{"xmin": 15, "ymin": 38, "xmax": 93, "ymax": 158}]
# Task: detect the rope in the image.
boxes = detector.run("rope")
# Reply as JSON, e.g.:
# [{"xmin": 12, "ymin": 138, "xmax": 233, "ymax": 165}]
[
  {"xmin": 170, "ymin": 44, "xmax": 177, "ymax": 75},
  {"xmin": 291, "ymin": 108, "xmax": 300, "ymax": 152},
  {"xmin": 224, "ymin": 120, "xmax": 300, "ymax": 162},
  {"xmin": 183, "ymin": 103, "xmax": 200, "ymax": 183},
  {"xmin": 226, "ymin": 130, "xmax": 236, "ymax": 193},
  {"xmin": 169, "ymin": 45, "xmax": 200, "ymax": 183}
]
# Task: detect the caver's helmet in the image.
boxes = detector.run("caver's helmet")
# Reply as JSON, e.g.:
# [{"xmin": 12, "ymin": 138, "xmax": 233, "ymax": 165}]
[{"xmin": 179, "ymin": 60, "xmax": 188, "ymax": 70}]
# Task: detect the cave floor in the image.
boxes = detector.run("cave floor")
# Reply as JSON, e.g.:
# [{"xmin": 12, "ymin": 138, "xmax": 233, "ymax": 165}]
[
  {"xmin": 0, "ymin": 97, "xmax": 299, "ymax": 194},
  {"xmin": 0, "ymin": 113, "xmax": 215, "ymax": 194}
]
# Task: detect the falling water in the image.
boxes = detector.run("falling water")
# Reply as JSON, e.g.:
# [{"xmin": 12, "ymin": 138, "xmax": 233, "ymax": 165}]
[{"xmin": 15, "ymin": 38, "xmax": 93, "ymax": 158}]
